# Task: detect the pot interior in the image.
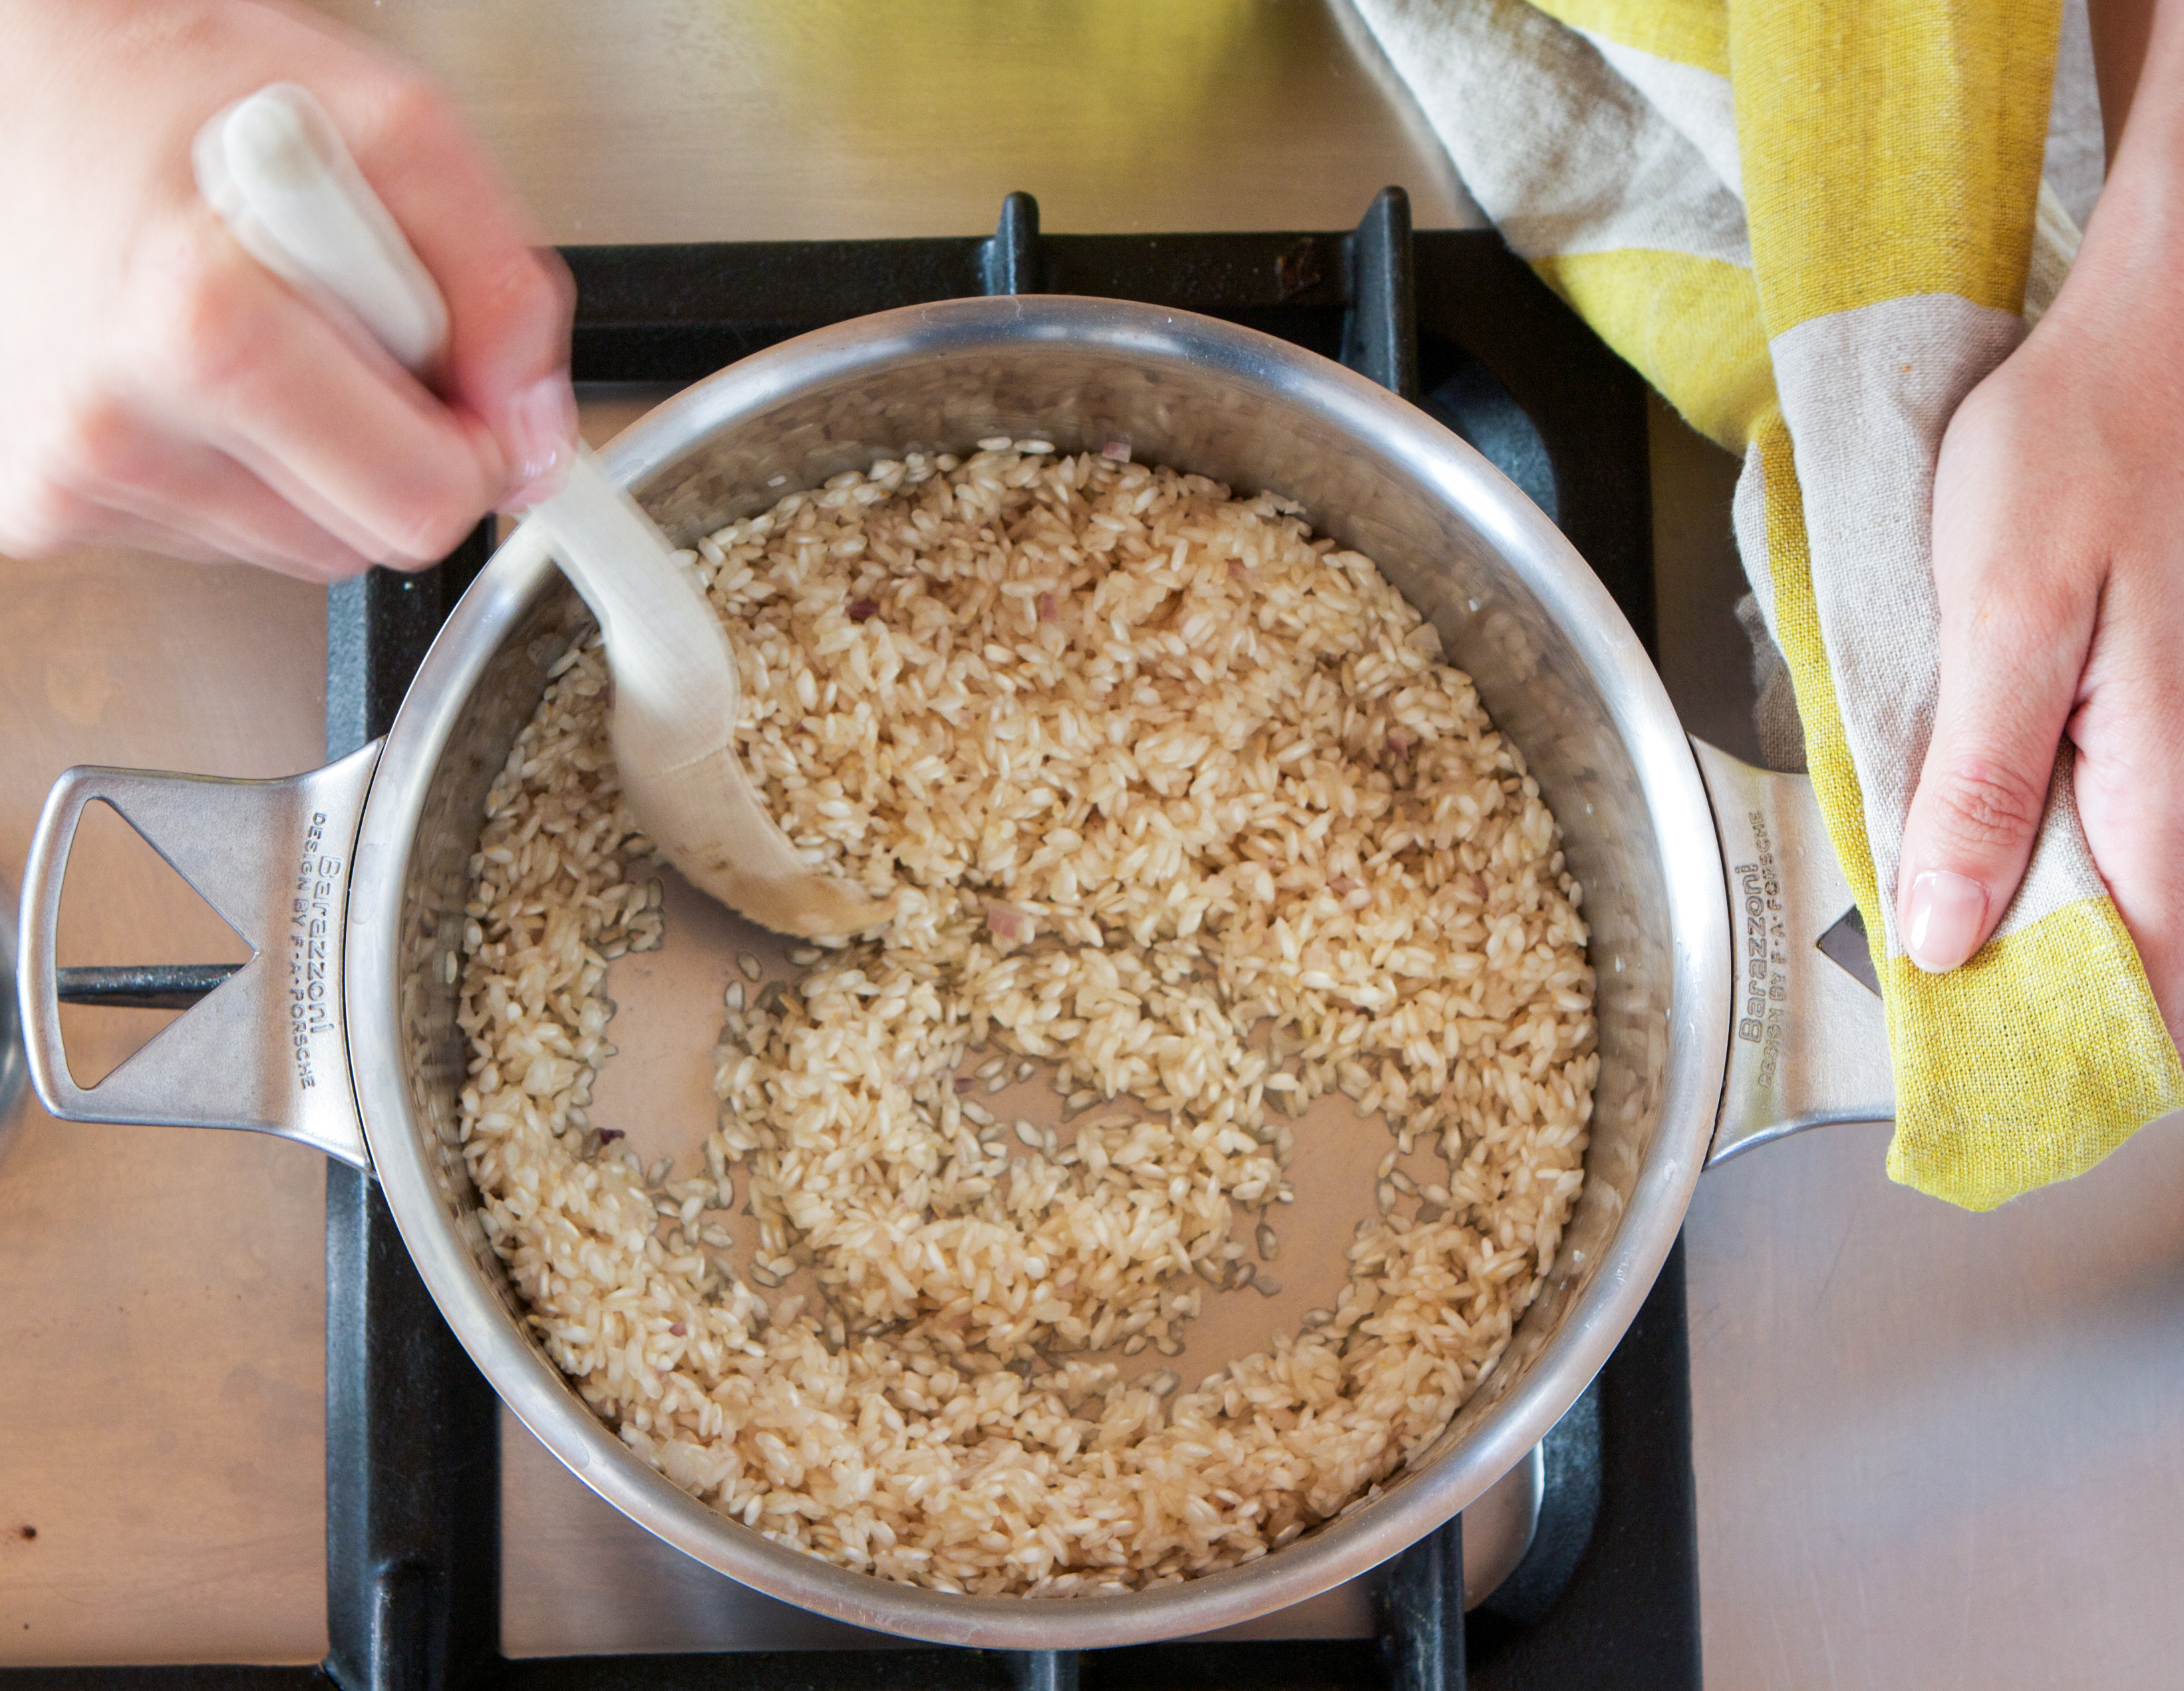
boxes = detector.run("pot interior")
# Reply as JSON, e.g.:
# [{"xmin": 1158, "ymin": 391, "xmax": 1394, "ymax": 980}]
[{"xmin": 357, "ymin": 297, "xmax": 1721, "ymax": 1647}]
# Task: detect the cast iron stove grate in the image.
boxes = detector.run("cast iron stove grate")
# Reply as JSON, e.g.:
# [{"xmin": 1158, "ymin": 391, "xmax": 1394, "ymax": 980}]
[{"xmin": 22, "ymin": 189, "xmax": 1698, "ymax": 1691}]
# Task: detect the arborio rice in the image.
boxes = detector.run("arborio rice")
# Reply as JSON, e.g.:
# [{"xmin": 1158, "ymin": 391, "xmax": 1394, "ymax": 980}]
[{"xmin": 456, "ymin": 443, "xmax": 1597, "ymax": 1595}]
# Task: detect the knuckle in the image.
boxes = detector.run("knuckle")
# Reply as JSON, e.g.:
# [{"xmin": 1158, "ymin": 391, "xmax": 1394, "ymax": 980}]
[
  {"xmin": 47, "ymin": 394, "xmax": 145, "ymax": 494},
  {"xmin": 478, "ymin": 243, "xmax": 572, "ymax": 339},
  {"xmin": 1927, "ymin": 757, "xmax": 2050, "ymax": 855},
  {"xmin": 361, "ymin": 74, "xmax": 476, "ymax": 203},
  {"xmin": 385, "ymin": 477, "xmax": 488, "ymax": 565},
  {"xmin": 0, "ymin": 488, "xmax": 77, "ymax": 558},
  {"xmin": 0, "ymin": 460, "xmax": 102, "ymax": 557},
  {"xmin": 0, "ymin": 404, "xmax": 131, "ymax": 555},
  {"xmin": 446, "ymin": 245, "xmax": 571, "ymax": 392},
  {"xmin": 375, "ymin": 73, "xmax": 457, "ymax": 145},
  {"xmin": 536, "ymin": 246, "xmax": 577, "ymax": 323},
  {"xmin": 132, "ymin": 239, "xmax": 260, "ymax": 399}
]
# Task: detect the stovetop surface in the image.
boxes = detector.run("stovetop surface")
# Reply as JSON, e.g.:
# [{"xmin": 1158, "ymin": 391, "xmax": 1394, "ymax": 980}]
[
  {"xmin": 3, "ymin": 190, "xmax": 1696, "ymax": 1691},
  {"xmin": 363, "ymin": 202, "xmax": 1689, "ymax": 1689},
  {"xmin": 11, "ymin": 7, "xmax": 2164, "ymax": 1687}
]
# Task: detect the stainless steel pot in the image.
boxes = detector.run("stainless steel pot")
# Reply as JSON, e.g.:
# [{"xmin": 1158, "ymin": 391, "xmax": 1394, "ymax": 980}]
[{"xmin": 16, "ymin": 296, "xmax": 1890, "ymax": 1647}]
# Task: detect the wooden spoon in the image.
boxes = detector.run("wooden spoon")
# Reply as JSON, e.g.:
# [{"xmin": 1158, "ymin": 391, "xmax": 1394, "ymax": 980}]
[{"xmin": 195, "ymin": 83, "xmax": 885, "ymax": 937}]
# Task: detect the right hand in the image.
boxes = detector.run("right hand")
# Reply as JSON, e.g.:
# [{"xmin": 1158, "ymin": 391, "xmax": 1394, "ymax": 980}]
[{"xmin": 0, "ymin": 0, "xmax": 576, "ymax": 581}]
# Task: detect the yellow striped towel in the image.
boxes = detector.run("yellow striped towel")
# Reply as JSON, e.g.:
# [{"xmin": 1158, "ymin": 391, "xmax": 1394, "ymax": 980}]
[{"xmin": 1350, "ymin": 0, "xmax": 2184, "ymax": 1208}]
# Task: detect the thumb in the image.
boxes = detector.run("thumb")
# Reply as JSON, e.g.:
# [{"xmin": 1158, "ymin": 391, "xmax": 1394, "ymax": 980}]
[{"xmin": 1896, "ymin": 582, "xmax": 2090, "ymax": 976}]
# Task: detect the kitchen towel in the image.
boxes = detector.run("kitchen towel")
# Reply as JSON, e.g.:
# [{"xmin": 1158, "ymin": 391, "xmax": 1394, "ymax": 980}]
[{"xmin": 1349, "ymin": 0, "xmax": 2184, "ymax": 1208}]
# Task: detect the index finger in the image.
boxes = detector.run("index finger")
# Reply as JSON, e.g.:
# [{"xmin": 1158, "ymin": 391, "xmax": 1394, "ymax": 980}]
[
  {"xmin": 128, "ymin": 203, "xmax": 501, "ymax": 565},
  {"xmin": 321, "ymin": 74, "xmax": 576, "ymax": 507}
]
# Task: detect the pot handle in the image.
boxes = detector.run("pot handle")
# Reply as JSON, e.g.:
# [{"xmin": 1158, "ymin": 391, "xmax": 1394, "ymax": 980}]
[
  {"xmin": 1691, "ymin": 738, "xmax": 1895, "ymax": 1163},
  {"xmin": 16, "ymin": 743, "xmax": 382, "ymax": 1168}
]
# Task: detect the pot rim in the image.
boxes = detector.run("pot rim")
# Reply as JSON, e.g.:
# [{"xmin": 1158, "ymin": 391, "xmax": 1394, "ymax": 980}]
[{"xmin": 346, "ymin": 295, "xmax": 1728, "ymax": 1648}]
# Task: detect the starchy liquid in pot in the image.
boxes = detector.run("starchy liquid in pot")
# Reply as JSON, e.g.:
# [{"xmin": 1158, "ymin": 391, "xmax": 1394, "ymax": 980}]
[{"xmin": 454, "ymin": 442, "xmax": 1595, "ymax": 1595}]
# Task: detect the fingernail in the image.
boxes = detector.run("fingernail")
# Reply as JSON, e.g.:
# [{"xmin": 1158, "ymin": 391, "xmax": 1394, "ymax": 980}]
[
  {"xmin": 1904, "ymin": 869, "xmax": 1989, "ymax": 973},
  {"xmin": 504, "ymin": 373, "xmax": 577, "ymax": 510}
]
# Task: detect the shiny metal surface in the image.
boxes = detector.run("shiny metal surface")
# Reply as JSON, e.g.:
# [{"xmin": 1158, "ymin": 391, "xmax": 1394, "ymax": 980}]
[
  {"xmin": 337, "ymin": 296, "xmax": 1725, "ymax": 1646},
  {"xmin": 17, "ymin": 291, "xmax": 1727, "ymax": 1642},
  {"xmin": 493, "ymin": 842, "xmax": 1547, "ymax": 1653},
  {"xmin": 1693, "ymin": 740, "xmax": 1894, "ymax": 1164},
  {"xmin": 500, "ymin": 1418, "xmax": 1543, "ymax": 1654},
  {"xmin": 0, "ymin": 887, "xmax": 26, "ymax": 1166},
  {"xmin": 0, "ymin": 0, "xmax": 1476, "ymax": 1651},
  {"xmin": 303, "ymin": 0, "xmax": 1480, "ymax": 244},
  {"xmin": 0, "ymin": 0, "xmax": 1478, "ymax": 1657},
  {"xmin": 1690, "ymin": 1118, "xmax": 2184, "ymax": 1691},
  {"xmin": 19, "ymin": 749, "xmax": 380, "ymax": 1168},
  {"xmin": 0, "ymin": 553, "xmax": 330, "ymax": 1666},
  {"xmin": 5, "ymin": 2, "xmax": 2170, "ymax": 1679}
]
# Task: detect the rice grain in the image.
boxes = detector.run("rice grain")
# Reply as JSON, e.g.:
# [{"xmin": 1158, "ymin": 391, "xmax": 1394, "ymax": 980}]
[{"xmin": 454, "ymin": 446, "xmax": 1595, "ymax": 1597}]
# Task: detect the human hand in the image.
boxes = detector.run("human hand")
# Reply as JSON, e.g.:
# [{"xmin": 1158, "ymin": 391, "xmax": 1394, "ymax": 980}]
[
  {"xmin": 0, "ymin": 0, "xmax": 575, "ymax": 581},
  {"xmin": 1895, "ymin": 27, "xmax": 2184, "ymax": 1049}
]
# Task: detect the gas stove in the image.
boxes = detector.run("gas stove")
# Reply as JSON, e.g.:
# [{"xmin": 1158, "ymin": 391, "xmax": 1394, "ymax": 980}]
[{"xmin": 7, "ymin": 189, "xmax": 1696, "ymax": 1691}]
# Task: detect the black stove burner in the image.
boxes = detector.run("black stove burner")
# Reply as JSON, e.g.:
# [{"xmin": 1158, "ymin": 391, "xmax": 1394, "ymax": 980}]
[{"xmin": 10, "ymin": 189, "xmax": 1696, "ymax": 1691}]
